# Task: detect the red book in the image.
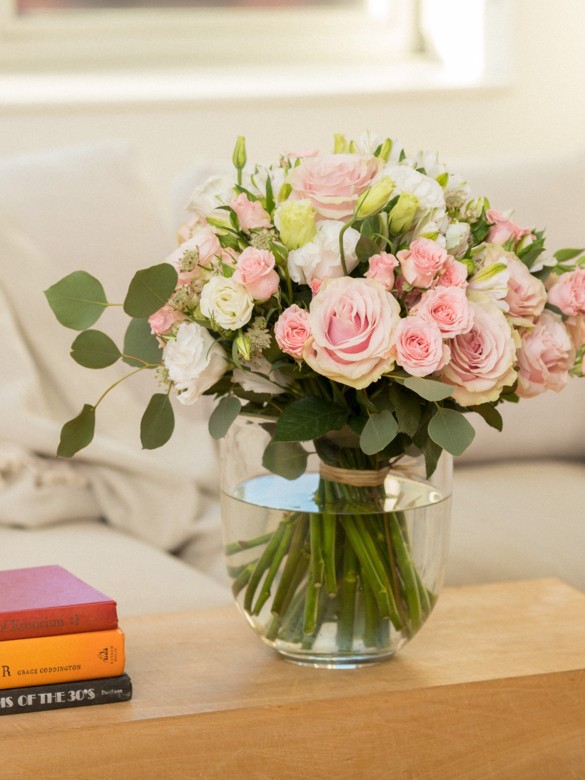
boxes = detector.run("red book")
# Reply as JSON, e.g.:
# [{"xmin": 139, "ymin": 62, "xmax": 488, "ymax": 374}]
[{"xmin": 0, "ymin": 565, "xmax": 118, "ymax": 641}]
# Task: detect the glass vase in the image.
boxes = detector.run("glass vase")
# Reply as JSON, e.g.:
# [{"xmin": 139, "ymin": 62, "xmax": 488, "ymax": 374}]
[{"xmin": 220, "ymin": 415, "xmax": 452, "ymax": 669}]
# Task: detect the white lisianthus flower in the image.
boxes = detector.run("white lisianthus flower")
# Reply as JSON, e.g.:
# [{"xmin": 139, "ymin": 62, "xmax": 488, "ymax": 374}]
[
  {"xmin": 382, "ymin": 164, "xmax": 446, "ymax": 220},
  {"xmin": 163, "ymin": 322, "xmax": 228, "ymax": 405},
  {"xmin": 200, "ymin": 275, "xmax": 254, "ymax": 330},
  {"xmin": 467, "ymin": 245, "xmax": 512, "ymax": 311},
  {"xmin": 445, "ymin": 221, "xmax": 471, "ymax": 259},
  {"xmin": 232, "ymin": 356, "xmax": 291, "ymax": 395},
  {"xmin": 287, "ymin": 220, "xmax": 360, "ymax": 285},
  {"xmin": 186, "ymin": 173, "xmax": 234, "ymax": 223},
  {"xmin": 413, "ymin": 150, "xmax": 447, "ymax": 179}
]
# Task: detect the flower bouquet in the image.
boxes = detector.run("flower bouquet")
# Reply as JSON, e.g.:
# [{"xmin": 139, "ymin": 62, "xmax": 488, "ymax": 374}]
[{"xmin": 46, "ymin": 132, "xmax": 584, "ymax": 666}]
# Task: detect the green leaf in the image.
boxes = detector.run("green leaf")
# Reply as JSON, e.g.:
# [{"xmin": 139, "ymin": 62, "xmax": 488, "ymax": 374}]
[
  {"xmin": 208, "ymin": 396, "xmax": 242, "ymax": 440},
  {"xmin": 355, "ymin": 234, "xmax": 379, "ymax": 264},
  {"xmin": 57, "ymin": 404, "xmax": 96, "ymax": 457},
  {"xmin": 140, "ymin": 394, "xmax": 175, "ymax": 450},
  {"xmin": 428, "ymin": 408, "xmax": 475, "ymax": 456},
  {"xmin": 272, "ymin": 397, "xmax": 347, "ymax": 442},
  {"xmin": 123, "ymin": 264, "xmax": 178, "ymax": 319},
  {"xmin": 123, "ymin": 318, "xmax": 163, "ymax": 368},
  {"xmin": 70, "ymin": 330, "xmax": 121, "ymax": 369},
  {"xmin": 262, "ymin": 440, "xmax": 308, "ymax": 480},
  {"xmin": 45, "ymin": 271, "xmax": 108, "ymax": 330},
  {"xmin": 554, "ymin": 247, "xmax": 584, "ymax": 263},
  {"xmin": 359, "ymin": 411, "xmax": 399, "ymax": 456},
  {"xmin": 471, "ymin": 404, "xmax": 503, "ymax": 432},
  {"xmin": 403, "ymin": 377, "xmax": 455, "ymax": 402},
  {"xmin": 389, "ymin": 384, "xmax": 422, "ymax": 437},
  {"xmin": 518, "ymin": 237, "xmax": 546, "ymax": 269}
]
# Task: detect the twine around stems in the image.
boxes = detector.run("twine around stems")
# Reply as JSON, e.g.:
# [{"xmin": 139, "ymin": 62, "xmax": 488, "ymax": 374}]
[{"xmin": 318, "ymin": 462, "xmax": 390, "ymax": 488}]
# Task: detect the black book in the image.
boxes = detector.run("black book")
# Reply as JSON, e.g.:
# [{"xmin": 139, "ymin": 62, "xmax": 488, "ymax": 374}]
[{"xmin": 0, "ymin": 673, "xmax": 132, "ymax": 715}]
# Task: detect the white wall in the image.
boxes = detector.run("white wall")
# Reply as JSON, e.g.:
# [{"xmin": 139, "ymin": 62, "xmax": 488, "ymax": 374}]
[{"xmin": 1, "ymin": 0, "xmax": 584, "ymax": 204}]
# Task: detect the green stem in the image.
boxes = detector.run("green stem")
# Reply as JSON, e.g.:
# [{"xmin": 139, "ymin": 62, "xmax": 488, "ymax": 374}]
[
  {"xmin": 322, "ymin": 483, "xmax": 337, "ymax": 596},
  {"xmin": 251, "ymin": 521, "xmax": 295, "ymax": 616},
  {"xmin": 353, "ymin": 516, "xmax": 402, "ymax": 630},
  {"xmin": 303, "ymin": 515, "xmax": 324, "ymax": 636},
  {"xmin": 337, "ymin": 539, "xmax": 357, "ymax": 652},
  {"xmin": 225, "ymin": 531, "xmax": 274, "ymax": 556},
  {"xmin": 270, "ymin": 515, "xmax": 310, "ymax": 616},
  {"xmin": 231, "ymin": 562, "xmax": 255, "ymax": 599},
  {"xmin": 389, "ymin": 514, "xmax": 424, "ymax": 632},
  {"xmin": 243, "ymin": 521, "xmax": 289, "ymax": 614},
  {"xmin": 362, "ymin": 577, "xmax": 381, "ymax": 648}
]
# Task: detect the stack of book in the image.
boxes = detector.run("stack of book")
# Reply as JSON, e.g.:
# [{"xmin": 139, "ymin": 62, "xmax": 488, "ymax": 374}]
[{"xmin": 0, "ymin": 564, "xmax": 132, "ymax": 715}]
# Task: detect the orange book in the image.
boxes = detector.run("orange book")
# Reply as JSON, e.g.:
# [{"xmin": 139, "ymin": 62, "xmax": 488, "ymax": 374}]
[{"xmin": 0, "ymin": 628, "xmax": 125, "ymax": 690}]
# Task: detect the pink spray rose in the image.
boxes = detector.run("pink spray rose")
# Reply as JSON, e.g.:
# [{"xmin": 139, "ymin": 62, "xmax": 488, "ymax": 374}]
[
  {"xmin": 517, "ymin": 310, "xmax": 575, "ymax": 397},
  {"xmin": 393, "ymin": 316, "xmax": 450, "ymax": 377},
  {"xmin": 440, "ymin": 301, "xmax": 518, "ymax": 405},
  {"xmin": 504, "ymin": 256, "xmax": 547, "ymax": 324},
  {"xmin": 436, "ymin": 255, "xmax": 469, "ymax": 288},
  {"xmin": 148, "ymin": 305, "xmax": 187, "ymax": 336},
  {"xmin": 274, "ymin": 305, "xmax": 312, "ymax": 359},
  {"xmin": 287, "ymin": 153, "xmax": 381, "ymax": 220},
  {"xmin": 365, "ymin": 252, "xmax": 399, "ymax": 290},
  {"xmin": 229, "ymin": 193, "xmax": 272, "ymax": 232},
  {"xmin": 547, "ymin": 268, "xmax": 585, "ymax": 316},
  {"xmin": 486, "ymin": 209, "xmax": 534, "ymax": 246},
  {"xmin": 397, "ymin": 238, "xmax": 448, "ymax": 289},
  {"xmin": 303, "ymin": 277, "xmax": 401, "ymax": 389},
  {"xmin": 417, "ymin": 285, "xmax": 474, "ymax": 338},
  {"xmin": 232, "ymin": 247, "xmax": 280, "ymax": 301}
]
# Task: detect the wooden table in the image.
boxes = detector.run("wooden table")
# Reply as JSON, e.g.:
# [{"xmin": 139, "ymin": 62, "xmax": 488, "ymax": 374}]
[{"xmin": 2, "ymin": 578, "xmax": 585, "ymax": 779}]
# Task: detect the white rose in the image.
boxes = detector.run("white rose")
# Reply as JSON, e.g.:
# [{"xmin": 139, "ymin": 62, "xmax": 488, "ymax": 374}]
[
  {"xmin": 163, "ymin": 322, "xmax": 228, "ymax": 405},
  {"xmin": 468, "ymin": 245, "xmax": 511, "ymax": 312},
  {"xmin": 200, "ymin": 276, "xmax": 254, "ymax": 330},
  {"xmin": 287, "ymin": 220, "xmax": 360, "ymax": 285},
  {"xmin": 232, "ymin": 356, "xmax": 291, "ymax": 395}
]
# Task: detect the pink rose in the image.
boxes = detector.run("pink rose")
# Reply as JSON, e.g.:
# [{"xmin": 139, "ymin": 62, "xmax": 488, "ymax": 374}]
[
  {"xmin": 230, "ymin": 193, "xmax": 272, "ymax": 232},
  {"xmin": 365, "ymin": 252, "xmax": 399, "ymax": 290},
  {"xmin": 148, "ymin": 305, "xmax": 187, "ymax": 336},
  {"xmin": 440, "ymin": 301, "xmax": 517, "ymax": 405},
  {"xmin": 397, "ymin": 238, "xmax": 448, "ymax": 289},
  {"xmin": 274, "ymin": 305, "xmax": 312, "ymax": 359},
  {"xmin": 566, "ymin": 313, "xmax": 585, "ymax": 350},
  {"xmin": 505, "ymin": 256, "xmax": 547, "ymax": 324},
  {"xmin": 303, "ymin": 277, "xmax": 401, "ymax": 389},
  {"xmin": 393, "ymin": 316, "xmax": 450, "ymax": 377},
  {"xmin": 309, "ymin": 279, "xmax": 323, "ymax": 295},
  {"xmin": 486, "ymin": 209, "xmax": 534, "ymax": 246},
  {"xmin": 436, "ymin": 256, "xmax": 469, "ymax": 288},
  {"xmin": 232, "ymin": 247, "xmax": 280, "ymax": 301},
  {"xmin": 287, "ymin": 153, "xmax": 381, "ymax": 220},
  {"xmin": 517, "ymin": 310, "xmax": 575, "ymax": 397},
  {"xmin": 547, "ymin": 269, "xmax": 585, "ymax": 316},
  {"xmin": 417, "ymin": 286, "xmax": 474, "ymax": 338}
]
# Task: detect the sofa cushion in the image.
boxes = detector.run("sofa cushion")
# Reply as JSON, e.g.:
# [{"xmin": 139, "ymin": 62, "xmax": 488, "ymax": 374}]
[
  {"xmin": 448, "ymin": 459, "xmax": 585, "ymax": 592},
  {"xmin": 0, "ymin": 520, "xmax": 231, "ymax": 618}
]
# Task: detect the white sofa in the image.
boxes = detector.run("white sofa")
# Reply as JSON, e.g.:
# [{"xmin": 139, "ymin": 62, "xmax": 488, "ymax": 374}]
[{"xmin": 0, "ymin": 141, "xmax": 583, "ymax": 621}]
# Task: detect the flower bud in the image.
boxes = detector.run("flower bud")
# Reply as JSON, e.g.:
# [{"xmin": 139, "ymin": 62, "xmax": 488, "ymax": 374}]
[
  {"xmin": 232, "ymin": 136, "xmax": 247, "ymax": 173},
  {"xmin": 377, "ymin": 138, "xmax": 393, "ymax": 162},
  {"xmin": 354, "ymin": 176, "xmax": 395, "ymax": 221},
  {"xmin": 234, "ymin": 333, "xmax": 252, "ymax": 362},
  {"xmin": 333, "ymin": 133, "xmax": 349, "ymax": 153},
  {"xmin": 388, "ymin": 192, "xmax": 419, "ymax": 233}
]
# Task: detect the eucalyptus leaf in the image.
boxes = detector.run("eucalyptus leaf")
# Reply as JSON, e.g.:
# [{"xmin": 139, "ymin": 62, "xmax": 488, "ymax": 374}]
[
  {"xmin": 123, "ymin": 264, "xmax": 178, "ymax": 318},
  {"xmin": 428, "ymin": 408, "xmax": 475, "ymax": 456},
  {"xmin": 45, "ymin": 271, "xmax": 108, "ymax": 330},
  {"xmin": 389, "ymin": 384, "xmax": 422, "ymax": 437},
  {"xmin": 123, "ymin": 318, "xmax": 163, "ymax": 367},
  {"xmin": 403, "ymin": 377, "xmax": 455, "ymax": 402},
  {"xmin": 70, "ymin": 330, "xmax": 121, "ymax": 369},
  {"xmin": 359, "ymin": 411, "xmax": 399, "ymax": 456},
  {"xmin": 140, "ymin": 394, "xmax": 175, "ymax": 450},
  {"xmin": 355, "ymin": 234, "xmax": 379, "ymax": 264},
  {"xmin": 262, "ymin": 440, "xmax": 308, "ymax": 480},
  {"xmin": 209, "ymin": 396, "xmax": 242, "ymax": 440},
  {"xmin": 554, "ymin": 247, "xmax": 584, "ymax": 263},
  {"xmin": 57, "ymin": 404, "xmax": 96, "ymax": 458},
  {"xmin": 272, "ymin": 397, "xmax": 347, "ymax": 442},
  {"xmin": 472, "ymin": 404, "xmax": 503, "ymax": 432}
]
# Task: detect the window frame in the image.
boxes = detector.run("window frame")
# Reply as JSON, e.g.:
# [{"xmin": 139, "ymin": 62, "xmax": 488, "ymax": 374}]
[{"xmin": 0, "ymin": 0, "xmax": 417, "ymax": 74}]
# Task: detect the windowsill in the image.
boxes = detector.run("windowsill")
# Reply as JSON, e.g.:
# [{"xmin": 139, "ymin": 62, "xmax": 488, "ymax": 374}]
[{"xmin": 0, "ymin": 58, "xmax": 507, "ymax": 110}]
